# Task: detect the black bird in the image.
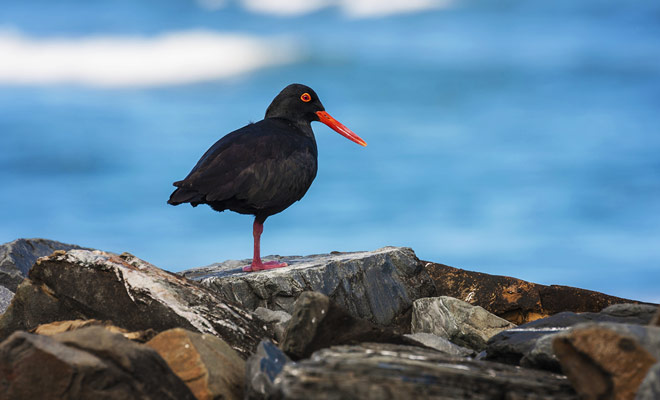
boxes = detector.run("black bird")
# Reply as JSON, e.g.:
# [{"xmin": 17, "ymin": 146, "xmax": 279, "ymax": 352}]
[{"xmin": 168, "ymin": 84, "xmax": 367, "ymax": 272}]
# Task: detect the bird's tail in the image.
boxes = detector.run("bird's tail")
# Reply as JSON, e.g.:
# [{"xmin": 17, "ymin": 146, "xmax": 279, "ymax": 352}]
[{"xmin": 168, "ymin": 182, "xmax": 204, "ymax": 206}]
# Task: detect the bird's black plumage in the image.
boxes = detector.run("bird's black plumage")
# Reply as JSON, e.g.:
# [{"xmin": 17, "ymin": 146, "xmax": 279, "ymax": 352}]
[
  {"xmin": 168, "ymin": 83, "xmax": 366, "ymax": 271},
  {"xmin": 168, "ymin": 117, "xmax": 318, "ymax": 221},
  {"xmin": 168, "ymin": 84, "xmax": 326, "ymax": 222}
]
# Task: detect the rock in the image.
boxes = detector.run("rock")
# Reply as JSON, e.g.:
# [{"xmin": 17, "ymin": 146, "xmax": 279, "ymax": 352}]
[
  {"xmin": 183, "ymin": 247, "xmax": 435, "ymax": 331},
  {"xmin": 520, "ymin": 333, "xmax": 562, "ymax": 372},
  {"xmin": 486, "ymin": 305, "xmax": 658, "ymax": 367},
  {"xmin": 411, "ymin": 296, "xmax": 515, "ymax": 351},
  {"xmin": 601, "ymin": 303, "xmax": 659, "ymax": 323},
  {"xmin": 650, "ymin": 306, "xmax": 660, "ymax": 327},
  {"xmin": 246, "ymin": 339, "xmax": 292, "ymax": 400},
  {"xmin": 33, "ymin": 319, "xmax": 157, "ymax": 342},
  {"xmin": 0, "ymin": 249, "xmax": 270, "ymax": 358},
  {"xmin": 271, "ymin": 343, "xmax": 577, "ymax": 399},
  {"xmin": 403, "ymin": 332, "xmax": 475, "ymax": 357},
  {"xmin": 0, "ymin": 238, "xmax": 89, "ymax": 291},
  {"xmin": 424, "ymin": 261, "xmax": 651, "ymax": 325},
  {"xmin": 147, "ymin": 328, "xmax": 245, "ymax": 400},
  {"xmin": 0, "ymin": 285, "xmax": 13, "ymax": 314},
  {"xmin": 637, "ymin": 362, "xmax": 660, "ymax": 400},
  {"xmin": 254, "ymin": 307, "xmax": 291, "ymax": 343},
  {"xmin": 553, "ymin": 324, "xmax": 659, "ymax": 400},
  {"xmin": 281, "ymin": 291, "xmax": 406, "ymax": 360},
  {"xmin": 0, "ymin": 327, "xmax": 195, "ymax": 399}
]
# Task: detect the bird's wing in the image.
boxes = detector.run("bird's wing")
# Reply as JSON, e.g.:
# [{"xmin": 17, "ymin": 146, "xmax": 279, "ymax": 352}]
[{"xmin": 175, "ymin": 120, "xmax": 316, "ymax": 209}]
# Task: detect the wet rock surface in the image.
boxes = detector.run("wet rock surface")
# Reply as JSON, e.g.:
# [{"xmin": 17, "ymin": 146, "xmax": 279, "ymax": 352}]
[
  {"xmin": 270, "ymin": 343, "xmax": 577, "ymax": 400},
  {"xmin": 0, "ymin": 327, "xmax": 196, "ymax": 400},
  {"xmin": 0, "ymin": 249, "xmax": 270, "ymax": 358},
  {"xmin": 425, "ymin": 261, "xmax": 648, "ymax": 325},
  {"xmin": 0, "ymin": 238, "xmax": 89, "ymax": 291},
  {"xmin": 411, "ymin": 296, "xmax": 515, "ymax": 351},
  {"xmin": 182, "ymin": 247, "xmax": 435, "ymax": 330}
]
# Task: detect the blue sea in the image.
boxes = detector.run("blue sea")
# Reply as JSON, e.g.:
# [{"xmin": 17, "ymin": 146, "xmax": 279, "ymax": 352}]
[{"xmin": 1, "ymin": 0, "xmax": 659, "ymax": 302}]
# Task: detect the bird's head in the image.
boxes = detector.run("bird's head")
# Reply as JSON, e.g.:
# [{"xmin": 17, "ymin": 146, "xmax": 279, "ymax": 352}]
[{"xmin": 265, "ymin": 83, "xmax": 367, "ymax": 147}]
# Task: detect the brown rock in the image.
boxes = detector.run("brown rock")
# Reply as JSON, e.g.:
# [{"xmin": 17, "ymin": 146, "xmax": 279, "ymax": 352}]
[
  {"xmin": 0, "ymin": 327, "xmax": 196, "ymax": 399},
  {"xmin": 553, "ymin": 325, "xmax": 657, "ymax": 400},
  {"xmin": 424, "ymin": 261, "xmax": 649, "ymax": 324},
  {"xmin": 33, "ymin": 319, "xmax": 157, "ymax": 342},
  {"xmin": 147, "ymin": 328, "xmax": 245, "ymax": 400},
  {"xmin": 0, "ymin": 249, "xmax": 269, "ymax": 359}
]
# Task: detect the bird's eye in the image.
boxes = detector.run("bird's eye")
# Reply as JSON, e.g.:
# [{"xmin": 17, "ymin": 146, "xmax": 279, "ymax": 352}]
[{"xmin": 300, "ymin": 93, "xmax": 312, "ymax": 102}]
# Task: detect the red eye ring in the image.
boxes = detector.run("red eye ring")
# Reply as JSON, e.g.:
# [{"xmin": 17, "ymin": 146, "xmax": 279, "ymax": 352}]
[{"xmin": 300, "ymin": 93, "xmax": 311, "ymax": 102}]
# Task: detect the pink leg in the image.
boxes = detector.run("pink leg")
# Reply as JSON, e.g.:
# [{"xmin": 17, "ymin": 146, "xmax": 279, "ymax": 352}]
[{"xmin": 242, "ymin": 218, "xmax": 288, "ymax": 272}]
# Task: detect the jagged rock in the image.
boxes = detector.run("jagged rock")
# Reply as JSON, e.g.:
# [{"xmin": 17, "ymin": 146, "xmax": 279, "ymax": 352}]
[
  {"xmin": 182, "ymin": 247, "xmax": 435, "ymax": 331},
  {"xmin": 254, "ymin": 307, "xmax": 291, "ymax": 343},
  {"xmin": 553, "ymin": 323, "xmax": 660, "ymax": 400},
  {"xmin": 281, "ymin": 291, "xmax": 406, "ymax": 360},
  {"xmin": 0, "ymin": 285, "xmax": 12, "ymax": 314},
  {"xmin": 246, "ymin": 339, "xmax": 292, "ymax": 400},
  {"xmin": 0, "ymin": 238, "xmax": 89, "ymax": 291},
  {"xmin": 424, "ymin": 261, "xmax": 650, "ymax": 325},
  {"xmin": 271, "ymin": 343, "xmax": 577, "ymax": 399},
  {"xmin": 411, "ymin": 296, "xmax": 515, "ymax": 351},
  {"xmin": 0, "ymin": 327, "xmax": 195, "ymax": 399},
  {"xmin": 0, "ymin": 249, "xmax": 270, "ymax": 358},
  {"xmin": 486, "ymin": 305, "xmax": 659, "ymax": 367},
  {"xmin": 637, "ymin": 362, "xmax": 660, "ymax": 400},
  {"xmin": 403, "ymin": 332, "xmax": 475, "ymax": 357},
  {"xmin": 33, "ymin": 319, "xmax": 157, "ymax": 342},
  {"xmin": 147, "ymin": 328, "xmax": 245, "ymax": 400}
]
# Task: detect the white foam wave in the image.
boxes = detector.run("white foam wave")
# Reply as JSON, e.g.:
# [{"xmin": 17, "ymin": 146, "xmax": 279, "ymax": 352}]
[
  {"xmin": 239, "ymin": 0, "xmax": 453, "ymax": 18},
  {"xmin": 0, "ymin": 30, "xmax": 299, "ymax": 88}
]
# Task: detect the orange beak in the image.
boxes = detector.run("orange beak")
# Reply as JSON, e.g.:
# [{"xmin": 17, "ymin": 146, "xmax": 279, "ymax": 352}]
[{"xmin": 316, "ymin": 111, "xmax": 367, "ymax": 147}]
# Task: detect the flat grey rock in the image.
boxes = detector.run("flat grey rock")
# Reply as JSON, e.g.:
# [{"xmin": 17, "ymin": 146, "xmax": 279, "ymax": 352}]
[
  {"xmin": 403, "ymin": 332, "xmax": 475, "ymax": 357},
  {"xmin": 272, "ymin": 343, "xmax": 577, "ymax": 399},
  {"xmin": 411, "ymin": 296, "xmax": 515, "ymax": 351},
  {"xmin": 0, "ymin": 238, "xmax": 88, "ymax": 291},
  {"xmin": 182, "ymin": 247, "xmax": 435, "ymax": 329}
]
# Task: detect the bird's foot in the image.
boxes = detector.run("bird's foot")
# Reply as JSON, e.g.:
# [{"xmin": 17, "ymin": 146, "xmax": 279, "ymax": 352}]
[{"xmin": 242, "ymin": 260, "xmax": 288, "ymax": 272}]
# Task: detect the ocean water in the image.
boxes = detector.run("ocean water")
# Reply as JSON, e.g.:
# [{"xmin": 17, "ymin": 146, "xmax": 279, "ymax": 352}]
[{"xmin": 1, "ymin": 0, "xmax": 659, "ymax": 302}]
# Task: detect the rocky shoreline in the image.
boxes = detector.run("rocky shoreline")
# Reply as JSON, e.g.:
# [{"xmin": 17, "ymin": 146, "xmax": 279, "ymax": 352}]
[{"xmin": 0, "ymin": 238, "xmax": 658, "ymax": 399}]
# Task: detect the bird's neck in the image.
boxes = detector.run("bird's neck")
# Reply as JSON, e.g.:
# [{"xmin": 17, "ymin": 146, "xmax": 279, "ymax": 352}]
[{"xmin": 269, "ymin": 117, "xmax": 315, "ymax": 139}]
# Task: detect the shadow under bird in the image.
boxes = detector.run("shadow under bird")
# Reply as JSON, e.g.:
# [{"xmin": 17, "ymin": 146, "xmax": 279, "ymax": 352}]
[{"xmin": 168, "ymin": 83, "xmax": 367, "ymax": 272}]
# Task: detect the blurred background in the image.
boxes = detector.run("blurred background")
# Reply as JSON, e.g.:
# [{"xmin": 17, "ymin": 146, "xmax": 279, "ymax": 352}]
[{"xmin": 1, "ymin": 0, "xmax": 659, "ymax": 301}]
